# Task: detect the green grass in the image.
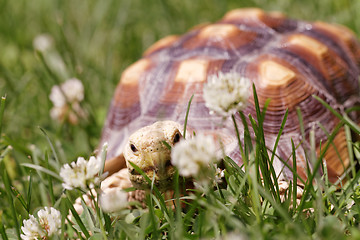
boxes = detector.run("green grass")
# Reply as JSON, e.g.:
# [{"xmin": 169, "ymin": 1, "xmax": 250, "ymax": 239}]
[{"xmin": 1, "ymin": 0, "xmax": 360, "ymax": 239}]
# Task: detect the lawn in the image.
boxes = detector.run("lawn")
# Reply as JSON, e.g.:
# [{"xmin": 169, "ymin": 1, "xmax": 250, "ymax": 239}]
[{"xmin": 0, "ymin": 0, "xmax": 360, "ymax": 239}]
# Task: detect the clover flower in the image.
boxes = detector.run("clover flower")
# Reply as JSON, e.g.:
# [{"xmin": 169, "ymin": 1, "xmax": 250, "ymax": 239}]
[
  {"xmin": 215, "ymin": 167, "xmax": 225, "ymax": 184},
  {"xmin": 21, "ymin": 215, "xmax": 44, "ymax": 240},
  {"xmin": 60, "ymin": 156, "xmax": 101, "ymax": 190},
  {"xmin": 33, "ymin": 33, "xmax": 54, "ymax": 52},
  {"xmin": 73, "ymin": 169, "xmax": 130, "ymax": 216},
  {"xmin": 21, "ymin": 207, "xmax": 61, "ymax": 240},
  {"xmin": 99, "ymin": 188, "xmax": 128, "ymax": 213},
  {"xmin": 37, "ymin": 207, "xmax": 61, "ymax": 236},
  {"xmin": 203, "ymin": 71, "xmax": 251, "ymax": 117},
  {"xmin": 49, "ymin": 78, "xmax": 87, "ymax": 124},
  {"xmin": 171, "ymin": 134, "xmax": 218, "ymax": 179},
  {"xmin": 50, "ymin": 78, "xmax": 84, "ymax": 104}
]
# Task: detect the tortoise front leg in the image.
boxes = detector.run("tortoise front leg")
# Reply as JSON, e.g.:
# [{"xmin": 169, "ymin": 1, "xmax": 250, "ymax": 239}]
[{"xmin": 103, "ymin": 154, "xmax": 127, "ymax": 176}]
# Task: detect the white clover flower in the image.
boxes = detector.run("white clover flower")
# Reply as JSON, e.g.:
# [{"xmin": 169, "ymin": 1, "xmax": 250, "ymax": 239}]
[
  {"xmin": 203, "ymin": 71, "xmax": 251, "ymax": 117},
  {"xmin": 49, "ymin": 78, "xmax": 84, "ymax": 107},
  {"xmin": 37, "ymin": 207, "xmax": 61, "ymax": 236},
  {"xmin": 50, "ymin": 105, "xmax": 65, "ymax": 120},
  {"xmin": 50, "ymin": 102, "xmax": 87, "ymax": 125},
  {"xmin": 171, "ymin": 134, "xmax": 218, "ymax": 178},
  {"xmin": 61, "ymin": 78, "xmax": 84, "ymax": 103},
  {"xmin": 21, "ymin": 215, "xmax": 44, "ymax": 240},
  {"xmin": 49, "ymin": 78, "xmax": 86, "ymax": 124},
  {"xmin": 33, "ymin": 33, "xmax": 54, "ymax": 52},
  {"xmin": 49, "ymin": 85, "xmax": 66, "ymax": 107},
  {"xmin": 60, "ymin": 156, "xmax": 101, "ymax": 190},
  {"xmin": 99, "ymin": 188, "xmax": 128, "ymax": 213},
  {"xmin": 21, "ymin": 207, "xmax": 61, "ymax": 240},
  {"xmin": 215, "ymin": 168, "xmax": 225, "ymax": 184}
]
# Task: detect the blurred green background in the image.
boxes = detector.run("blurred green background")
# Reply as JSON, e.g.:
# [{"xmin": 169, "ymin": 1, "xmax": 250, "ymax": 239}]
[{"xmin": 0, "ymin": 0, "xmax": 359, "ymax": 161}]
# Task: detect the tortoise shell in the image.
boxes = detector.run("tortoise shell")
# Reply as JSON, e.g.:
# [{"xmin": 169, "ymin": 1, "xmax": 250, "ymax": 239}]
[{"xmin": 101, "ymin": 8, "xmax": 360, "ymax": 183}]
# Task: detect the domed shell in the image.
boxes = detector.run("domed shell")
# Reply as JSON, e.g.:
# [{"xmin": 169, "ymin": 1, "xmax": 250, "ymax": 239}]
[{"xmin": 101, "ymin": 8, "xmax": 360, "ymax": 183}]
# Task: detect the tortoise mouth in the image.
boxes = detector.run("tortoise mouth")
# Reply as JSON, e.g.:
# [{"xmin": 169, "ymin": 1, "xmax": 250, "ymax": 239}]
[{"xmin": 129, "ymin": 165, "xmax": 176, "ymax": 191}]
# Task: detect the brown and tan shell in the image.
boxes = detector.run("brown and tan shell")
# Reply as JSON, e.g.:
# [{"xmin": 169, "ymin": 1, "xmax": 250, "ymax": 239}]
[{"xmin": 101, "ymin": 8, "xmax": 360, "ymax": 183}]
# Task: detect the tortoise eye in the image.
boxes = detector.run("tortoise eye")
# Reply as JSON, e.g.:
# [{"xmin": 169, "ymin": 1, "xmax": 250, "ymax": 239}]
[
  {"xmin": 130, "ymin": 144, "xmax": 138, "ymax": 152},
  {"xmin": 173, "ymin": 132, "xmax": 181, "ymax": 144}
]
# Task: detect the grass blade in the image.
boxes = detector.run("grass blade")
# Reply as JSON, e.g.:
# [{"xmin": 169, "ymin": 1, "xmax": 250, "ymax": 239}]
[
  {"xmin": 270, "ymin": 109, "xmax": 288, "ymax": 164},
  {"xmin": 66, "ymin": 194, "xmax": 91, "ymax": 238},
  {"xmin": 2, "ymin": 135, "xmax": 32, "ymax": 156},
  {"xmin": 10, "ymin": 186, "xmax": 28, "ymax": 212},
  {"xmin": 183, "ymin": 94, "xmax": 194, "ymax": 138},
  {"xmin": 128, "ymin": 161, "xmax": 172, "ymax": 225},
  {"xmin": 1, "ymin": 162, "xmax": 20, "ymax": 239},
  {"xmin": 296, "ymin": 107, "xmax": 305, "ymax": 139},
  {"xmin": 80, "ymin": 200, "xmax": 96, "ymax": 232},
  {"xmin": 248, "ymin": 113, "xmax": 278, "ymax": 201},
  {"xmin": 99, "ymin": 143, "xmax": 108, "ymax": 176},
  {"xmin": 60, "ymin": 195, "xmax": 67, "ymax": 240},
  {"xmin": 251, "ymin": 85, "xmax": 283, "ymax": 202},
  {"xmin": 248, "ymin": 159, "xmax": 262, "ymax": 224},
  {"xmin": 261, "ymin": 98, "xmax": 271, "ymax": 121},
  {"xmin": 296, "ymin": 122, "xmax": 342, "ymax": 216},
  {"xmin": 239, "ymin": 111, "xmax": 253, "ymax": 158},
  {"xmin": 36, "ymin": 50, "xmax": 62, "ymax": 86},
  {"xmin": 231, "ymin": 114, "xmax": 245, "ymax": 166},
  {"xmin": 173, "ymin": 170, "xmax": 183, "ymax": 239},
  {"xmin": 317, "ymin": 122, "xmax": 348, "ymax": 182},
  {"xmin": 0, "ymin": 223, "xmax": 8, "ymax": 240},
  {"xmin": 344, "ymin": 124, "xmax": 356, "ymax": 178},
  {"xmin": 0, "ymin": 96, "xmax": 6, "ymax": 137},
  {"xmin": 27, "ymin": 175, "xmax": 33, "ymax": 213},
  {"xmin": 148, "ymin": 194, "xmax": 160, "ymax": 239},
  {"xmin": 291, "ymin": 139, "xmax": 297, "ymax": 211},
  {"xmin": 39, "ymin": 127, "xmax": 61, "ymax": 166},
  {"xmin": 45, "ymin": 152, "xmax": 55, "ymax": 205},
  {"xmin": 252, "ymin": 84, "xmax": 263, "ymax": 125},
  {"xmin": 257, "ymin": 184, "xmax": 291, "ymax": 221},
  {"xmin": 313, "ymin": 95, "xmax": 360, "ymax": 134},
  {"xmin": 21, "ymin": 163, "xmax": 62, "ymax": 181}
]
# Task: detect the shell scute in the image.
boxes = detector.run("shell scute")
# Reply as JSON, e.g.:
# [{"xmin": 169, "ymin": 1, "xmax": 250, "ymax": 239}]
[
  {"xmin": 314, "ymin": 22, "xmax": 360, "ymax": 66},
  {"xmin": 144, "ymin": 35, "xmax": 180, "ymax": 57},
  {"xmin": 183, "ymin": 24, "xmax": 258, "ymax": 51}
]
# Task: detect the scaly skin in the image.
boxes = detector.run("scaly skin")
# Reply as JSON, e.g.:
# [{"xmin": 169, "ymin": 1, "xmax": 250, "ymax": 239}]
[{"xmin": 124, "ymin": 121, "xmax": 183, "ymax": 190}]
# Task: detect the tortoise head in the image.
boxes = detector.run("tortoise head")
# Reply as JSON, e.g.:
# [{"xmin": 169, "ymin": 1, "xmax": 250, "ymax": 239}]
[{"xmin": 124, "ymin": 121, "xmax": 183, "ymax": 190}]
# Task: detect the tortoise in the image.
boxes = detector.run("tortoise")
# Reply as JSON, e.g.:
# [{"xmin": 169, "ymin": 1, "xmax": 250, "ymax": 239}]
[{"xmin": 100, "ymin": 8, "xmax": 360, "ymax": 191}]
